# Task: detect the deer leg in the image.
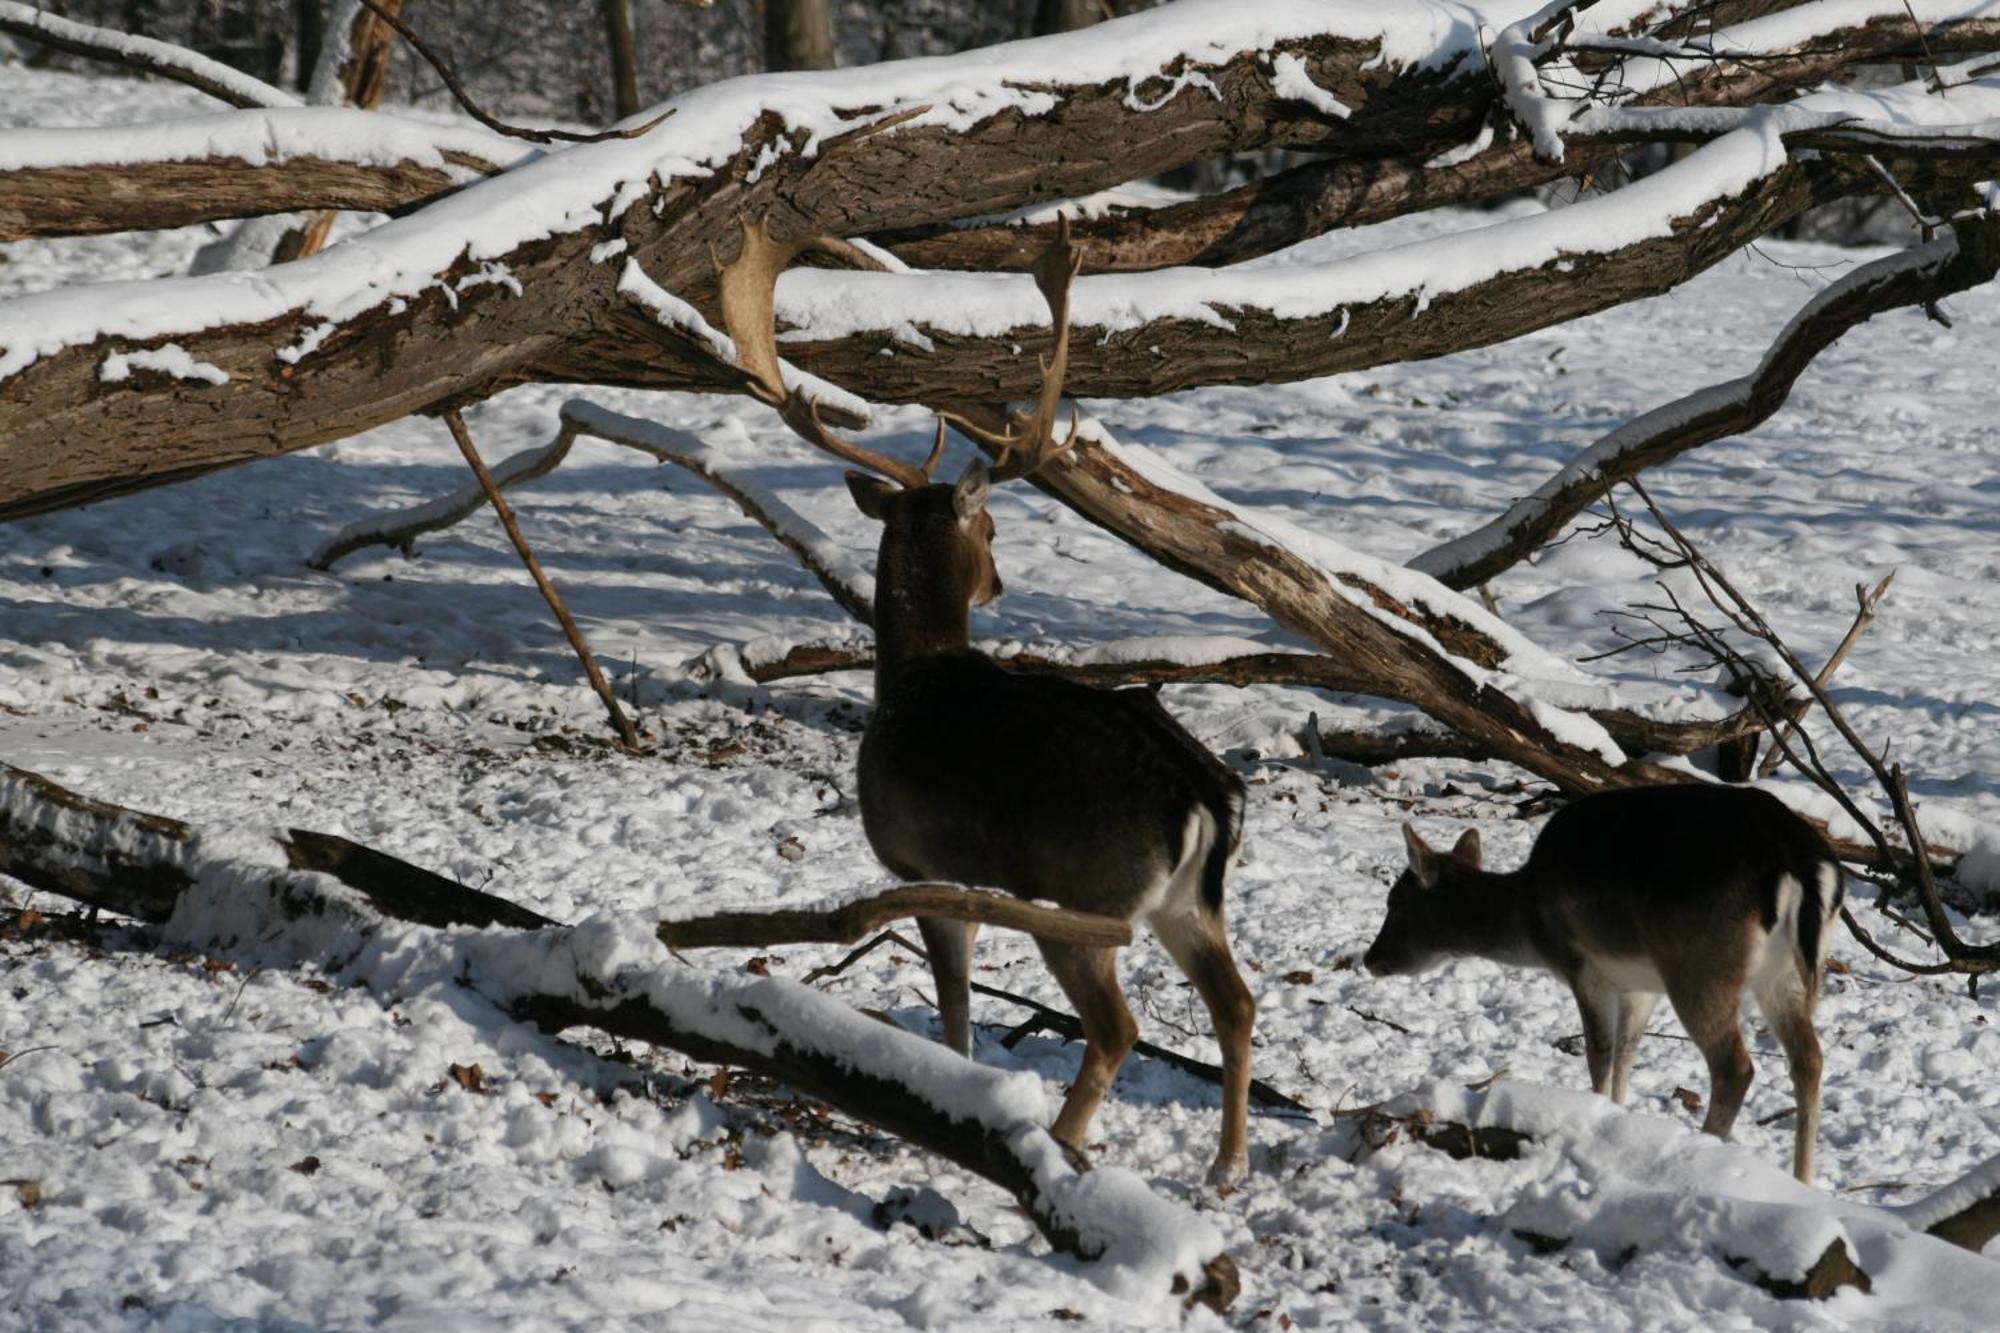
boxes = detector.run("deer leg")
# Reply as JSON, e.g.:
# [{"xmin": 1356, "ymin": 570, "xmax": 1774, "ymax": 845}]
[
  {"xmin": 1752, "ymin": 971, "xmax": 1823, "ymax": 1185},
  {"xmin": 1153, "ymin": 907, "xmax": 1256, "ymax": 1186},
  {"xmin": 1611, "ymin": 991, "xmax": 1660, "ymax": 1105},
  {"xmin": 918, "ymin": 917, "xmax": 981, "ymax": 1058},
  {"xmin": 1034, "ymin": 940, "xmax": 1137, "ymax": 1155},
  {"xmin": 1569, "ymin": 975, "xmax": 1620, "ymax": 1097},
  {"xmin": 1666, "ymin": 976, "xmax": 1753, "ymax": 1140}
]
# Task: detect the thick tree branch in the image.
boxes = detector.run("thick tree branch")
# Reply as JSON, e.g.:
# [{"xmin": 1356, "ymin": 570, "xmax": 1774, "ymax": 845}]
[
  {"xmin": 0, "ymin": 110, "xmax": 509, "ymax": 241},
  {"xmin": 1411, "ymin": 214, "xmax": 2000, "ymax": 589},
  {"xmin": 1, "ymin": 27, "xmax": 1994, "ymax": 521},
  {"xmin": 881, "ymin": 9, "xmax": 2000, "ymax": 273}
]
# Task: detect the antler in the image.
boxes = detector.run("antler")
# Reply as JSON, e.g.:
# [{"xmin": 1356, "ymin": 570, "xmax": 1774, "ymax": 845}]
[
  {"xmin": 941, "ymin": 216, "xmax": 1085, "ymax": 482},
  {"xmin": 713, "ymin": 219, "xmax": 944, "ymax": 490}
]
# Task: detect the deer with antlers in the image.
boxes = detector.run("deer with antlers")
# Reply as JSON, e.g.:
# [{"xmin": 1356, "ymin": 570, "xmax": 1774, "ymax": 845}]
[{"xmin": 709, "ymin": 218, "xmax": 1256, "ymax": 1185}]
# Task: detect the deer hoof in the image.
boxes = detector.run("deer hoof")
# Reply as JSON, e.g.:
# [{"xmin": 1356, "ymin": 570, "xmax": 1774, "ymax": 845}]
[{"xmin": 1204, "ymin": 1153, "xmax": 1248, "ymax": 1189}]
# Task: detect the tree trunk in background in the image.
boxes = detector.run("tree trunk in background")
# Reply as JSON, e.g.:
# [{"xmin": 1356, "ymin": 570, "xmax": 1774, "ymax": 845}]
[
  {"xmin": 190, "ymin": 0, "xmax": 287, "ymax": 85},
  {"xmin": 294, "ymin": 0, "xmax": 325, "ymax": 90},
  {"xmin": 600, "ymin": 0, "xmax": 640, "ymax": 119},
  {"xmin": 271, "ymin": 0, "xmax": 404, "ymax": 265},
  {"xmin": 766, "ymin": 0, "xmax": 836, "ymax": 72},
  {"xmin": 1034, "ymin": 0, "xmax": 1105, "ymax": 35},
  {"xmin": 338, "ymin": 0, "xmax": 403, "ymax": 110}
]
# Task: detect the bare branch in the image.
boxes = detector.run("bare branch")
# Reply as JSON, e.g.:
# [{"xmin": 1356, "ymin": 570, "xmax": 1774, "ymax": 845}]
[
  {"xmin": 1609, "ymin": 481, "xmax": 1992, "ymax": 974},
  {"xmin": 352, "ymin": 0, "xmax": 671, "ymax": 144},
  {"xmin": 0, "ymin": 0, "xmax": 298, "ymax": 109},
  {"xmin": 443, "ymin": 410, "xmax": 642, "ymax": 750},
  {"xmin": 1412, "ymin": 216, "xmax": 2000, "ymax": 589},
  {"xmin": 1753, "ymin": 573, "xmax": 1895, "ymax": 778},
  {"xmin": 659, "ymin": 884, "xmax": 1132, "ymax": 951}
]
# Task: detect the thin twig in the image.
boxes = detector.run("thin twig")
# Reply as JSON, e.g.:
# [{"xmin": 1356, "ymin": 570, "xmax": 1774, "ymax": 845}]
[
  {"xmin": 1615, "ymin": 479, "xmax": 1993, "ymax": 979},
  {"xmin": 443, "ymin": 410, "xmax": 642, "ymax": 750},
  {"xmin": 968, "ymin": 979, "xmax": 1313, "ymax": 1117},
  {"xmin": 1754, "ymin": 572, "xmax": 1894, "ymax": 778},
  {"xmin": 800, "ymin": 929, "xmax": 928, "ymax": 985},
  {"xmin": 355, "ymin": 0, "xmax": 671, "ymax": 144}
]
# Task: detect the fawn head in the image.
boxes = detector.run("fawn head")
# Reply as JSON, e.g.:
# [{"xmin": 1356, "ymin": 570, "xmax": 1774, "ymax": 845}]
[{"xmin": 1363, "ymin": 824, "xmax": 1483, "ymax": 977}]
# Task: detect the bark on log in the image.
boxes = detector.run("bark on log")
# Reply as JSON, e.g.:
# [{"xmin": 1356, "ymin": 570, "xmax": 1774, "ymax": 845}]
[
  {"xmin": 1, "ymin": 20, "xmax": 1990, "ymax": 518},
  {"xmin": 885, "ymin": 9, "xmax": 2000, "ymax": 273},
  {"xmin": 0, "ymin": 20, "xmax": 1489, "ymax": 520},
  {"xmin": 0, "ymin": 761, "xmax": 1237, "ymax": 1305},
  {"xmin": 0, "ymin": 150, "xmax": 480, "ymax": 243}
]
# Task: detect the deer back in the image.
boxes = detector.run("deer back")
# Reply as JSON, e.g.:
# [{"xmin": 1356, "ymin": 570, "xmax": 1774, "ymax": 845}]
[
  {"xmin": 1367, "ymin": 785, "xmax": 1841, "ymax": 985},
  {"xmin": 1520, "ymin": 786, "xmax": 1839, "ymax": 980},
  {"xmin": 859, "ymin": 654, "xmax": 1245, "ymax": 921}
]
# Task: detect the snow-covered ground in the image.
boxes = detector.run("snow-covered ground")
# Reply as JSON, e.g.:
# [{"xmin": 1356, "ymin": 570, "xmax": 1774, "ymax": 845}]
[{"xmin": 3, "ymin": 64, "xmax": 1998, "ymax": 1330}]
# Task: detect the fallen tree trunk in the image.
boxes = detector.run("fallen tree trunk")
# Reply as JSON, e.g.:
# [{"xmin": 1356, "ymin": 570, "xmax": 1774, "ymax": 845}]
[
  {"xmin": 0, "ymin": 761, "xmax": 1236, "ymax": 1305},
  {"xmin": 6, "ymin": 10, "xmax": 1998, "ymax": 523}
]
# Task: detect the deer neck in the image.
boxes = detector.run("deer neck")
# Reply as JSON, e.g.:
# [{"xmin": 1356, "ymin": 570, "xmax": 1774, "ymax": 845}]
[
  {"xmin": 871, "ymin": 563, "xmax": 972, "ymax": 691},
  {"xmin": 1435, "ymin": 868, "xmax": 1545, "ymax": 969}
]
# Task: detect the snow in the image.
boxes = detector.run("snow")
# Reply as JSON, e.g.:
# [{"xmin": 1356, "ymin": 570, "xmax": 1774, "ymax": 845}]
[
  {"xmin": 0, "ymin": 0, "xmax": 1538, "ymax": 382},
  {"xmin": 0, "ymin": 0, "xmax": 300, "ymax": 109},
  {"xmin": 4, "ymin": 46, "xmax": 2000, "ymax": 1333},
  {"xmin": 98, "ymin": 342, "xmax": 229, "ymax": 385},
  {"xmin": 1269, "ymin": 52, "xmax": 1352, "ymax": 120},
  {"xmin": 0, "ymin": 106, "xmax": 519, "ymax": 173}
]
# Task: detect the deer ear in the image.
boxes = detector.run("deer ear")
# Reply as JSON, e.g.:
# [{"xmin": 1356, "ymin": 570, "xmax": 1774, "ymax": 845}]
[
  {"xmin": 1450, "ymin": 828, "xmax": 1482, "ymax": 869},
  {"xmin": 1402, "ymin": 823, "xmax": 1440, "ymax": 889},
  {"xmin": 846, "ymin": 470, "xmax": 897, "ymax": 521},
  {"xmin": 952, "ymin": 459, "xmax": 992, "ymax": 520}
]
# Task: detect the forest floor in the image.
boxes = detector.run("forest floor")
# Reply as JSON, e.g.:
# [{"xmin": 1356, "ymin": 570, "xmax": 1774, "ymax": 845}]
[{"xmin": 2, "ymin": 65, "xmax": 1998, "ymax": 1330}]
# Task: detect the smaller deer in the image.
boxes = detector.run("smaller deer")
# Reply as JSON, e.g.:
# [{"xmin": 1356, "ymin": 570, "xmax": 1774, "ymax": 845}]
[
  {"xmin": 709, "ymin": 218, "xmax": 1256, "ymax": 1185},
  {"xmin": 1362, "ymin": 784, "xmax": 1842, "ymax": 1183}
]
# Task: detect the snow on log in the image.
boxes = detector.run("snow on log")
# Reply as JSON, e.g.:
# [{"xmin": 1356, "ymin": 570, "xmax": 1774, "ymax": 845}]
[
  {"xmin": 10, "ymin": 7, "xmax": 1997, "ymax": 522},
  {"xmin": 0, "ymin": 761, "xmax": 1237, "ymax": 1307},
  {"xmin": 0, "ymin": 0, "xmax": 300, "ymax": 110},
  {"xmin": 887, "ymin": 4, "xmax": 2000, "ymax": 271},
  {"xmin": 1894, "ymin": 1155, "xmax": 2000, "ymax": 1254},
  {"xmin": 1008, "ymin": 414, "xmax": 1683, "ymax": 794},
  {"xmin": 776, "ymin": 71, "xmax": 2000, "ymax": 405},
  {"xmin": 0, "ymin": 108, "xmax": 517, "ymax": 241},
  {"xmin": 1412, "ymin": 214, "xmax": 2000, "ymax": 589},
  {"xmin": 0, "ymin": 0, "xmax": 1469, "ymax": 519},
  {"xmin": 1364, "ymin": 1078, "xmax": 2000, "ymax": 1307}
]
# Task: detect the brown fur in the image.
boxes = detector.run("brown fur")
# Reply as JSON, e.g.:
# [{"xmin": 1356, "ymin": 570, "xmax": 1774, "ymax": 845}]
[
  {"xmin": 1363, "ymin": 785, "xmax": 1841, "ymax": 1183},
  {"xmin": 849, "ymin": 462, "xmax": 1255, "ymax": 1184}
]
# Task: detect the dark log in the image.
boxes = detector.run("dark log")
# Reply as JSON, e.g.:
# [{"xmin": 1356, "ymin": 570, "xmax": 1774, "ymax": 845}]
[{"xmin": 0, "ymin": 760, "xmax": 1237, "ymax": 1304}]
